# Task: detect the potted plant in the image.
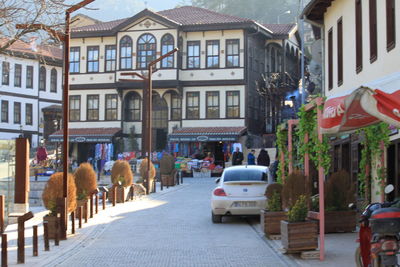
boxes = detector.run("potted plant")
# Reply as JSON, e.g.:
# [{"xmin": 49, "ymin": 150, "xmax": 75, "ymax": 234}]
[
  {"xmin": 139, "ymin": 158, "xmax": 156, "ymax": 193},
  {"xmin": 74, "ymin": 163, "xmax": 97, "ymax": 218},
  {"xmin": 308, "ymin": 170, "xmax": 356, "ymax": 233},
  {"xmin": 110, "ymin": 160, "xmax": 133, "ymax": 202},
  {"xmin": 160, "ymin": 153, "xmax": 176, "ymax": 187},
  {"xmin": 260, "ymin": 183, "xmax": 287, "ymax": 237},
  {"xmin": 42, "ymin": 172, "xmax": 77, "ymax": 239},
  {"xmin": 281, "ymin": 195, "xmax": 318, "ymax": 252}
]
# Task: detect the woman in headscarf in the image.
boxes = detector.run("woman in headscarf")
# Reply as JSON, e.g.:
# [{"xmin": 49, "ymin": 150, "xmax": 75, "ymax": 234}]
[{"xmin": 257, "ymin": 149, "xmax": 270, "ymax": 167}]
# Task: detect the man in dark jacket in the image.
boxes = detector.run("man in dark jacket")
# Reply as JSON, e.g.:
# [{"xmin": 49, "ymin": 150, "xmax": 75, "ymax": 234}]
[
  {"xmin": 257, "ymin": 149, "xmax": 270, "ymax": 167},
  {"xmin": 232, "ymin": 147, "xmax": 244, "ymax": 165}
]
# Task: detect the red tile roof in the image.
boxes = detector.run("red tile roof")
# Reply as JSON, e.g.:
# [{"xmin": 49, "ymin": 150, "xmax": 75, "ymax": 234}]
[
  {"xmin": 172, "ymin": 127, "xmax": 247, "ymax": 135},
  {"xmin": 72, "ymin": 18, "xmax": 127, "ymax": 33},
  {"xmin": 263, "ymin": 23, "xmax": 296, "ymax": 36},
  {"xmin": 50, "ymin": 127, "xmax": 121, "ymax": 137},
  {"xmin": 0, "ymin": 38, "xmax": 62, "ymax": 60}
]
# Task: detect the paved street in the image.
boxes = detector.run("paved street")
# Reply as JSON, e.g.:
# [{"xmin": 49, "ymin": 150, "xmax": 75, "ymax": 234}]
[{"xmin": 39, "ymin": 178, "xmax": 293, "ymax": 267}]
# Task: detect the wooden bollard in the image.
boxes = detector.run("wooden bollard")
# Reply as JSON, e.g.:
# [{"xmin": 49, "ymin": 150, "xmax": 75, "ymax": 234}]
[
  {"xmin": 130, "ymin": 185, "xmax": 134, "ymax": 200},
  {"xmin": 0, "ymin": 196, "xmax": 4, "ymax": 234},
  {"xmin": 78, "ymin": 206, "xmax": 82, "ymax": 229},
  {"xmin": 84, "ymin": 202, "xmax": 88, "ymax": 223},
  {"xmin": 54, "ymin": 217, "xmax": 59, "ymax": 246},
  {"xmin": 112, "ymin": 187, "xmax": 116, "ymax": 207},
  {"xmin": 43, "ymin": 222, "xmax": 49, "ymax": 251},
  {"xmin": 2, "ymin": 234, "xmax": 7, "ymax": 267},
  {"xmin": 102, "ymin": 193, "xmax": 106, "ymax": 210},
  {"xmin": 33, "ymin": 226, "xmax": 38, "ymax": 256},
  {"xmin": 89, "ymin": 194, "xmax": 94, "ymax": 218},
  {"xmin": 95, "ymin": 194, "xmax": 99, "ymax": 214},
  {"xmin": 17, "ymin": 212, "xmax": 34, "ymax": 264},
  {"xmin": 71, "ymin": 212, "xmax": 75, "ymax": 234}
]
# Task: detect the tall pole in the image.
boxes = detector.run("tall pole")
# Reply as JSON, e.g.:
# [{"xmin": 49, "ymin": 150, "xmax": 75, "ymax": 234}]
[
  {"xmin": 300, "ymin": 0, "xmax": 306, "ymax": 105},
  {"xmin": 147, "ymin": 65, "xmax": 152, "ymax": 194}
]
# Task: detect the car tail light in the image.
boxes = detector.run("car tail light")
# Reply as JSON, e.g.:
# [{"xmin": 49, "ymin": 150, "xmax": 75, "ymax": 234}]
[
  {"xmin": 213, "ymin": 188, "xmax": 227, "ymax": 196},
  {"xmin": 382, "ymin": 240, "xmax": 398, "ymax": 251}
]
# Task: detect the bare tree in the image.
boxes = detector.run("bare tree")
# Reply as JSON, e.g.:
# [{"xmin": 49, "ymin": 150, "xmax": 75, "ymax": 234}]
[{"xmin": 0, "ymin": 0, "xmax": 74, "ymax": 52}]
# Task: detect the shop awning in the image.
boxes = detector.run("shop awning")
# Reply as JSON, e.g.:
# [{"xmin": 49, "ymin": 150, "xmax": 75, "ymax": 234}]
[
  {"xmin": 168, "ymin": 127, "xmax": 247, "ymax": 142},
  {"xmin": 321, "ymin": 72, "xmax": 400, "ymax": 134},
  {"xmin": 48, "ymin": 128, "xmax": 121, "ymax": 143}
]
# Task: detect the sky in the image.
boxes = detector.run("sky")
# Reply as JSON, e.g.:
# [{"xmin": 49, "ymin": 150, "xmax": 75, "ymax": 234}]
[{"xmin": 77, "ymin": 0, "xmax": 185, "ymax": 22}]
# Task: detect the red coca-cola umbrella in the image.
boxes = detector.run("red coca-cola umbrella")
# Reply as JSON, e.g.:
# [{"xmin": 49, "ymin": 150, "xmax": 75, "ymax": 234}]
[{"xmin": 321, "ymin": 72, "xmax": 400, "ymax": 134}]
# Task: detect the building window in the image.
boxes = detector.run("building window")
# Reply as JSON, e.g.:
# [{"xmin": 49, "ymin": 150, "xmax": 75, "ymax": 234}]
[
  {"xmin": 137, "ymin": 34, "xmax": 156, "ymax": 69},
  {"xmin": 125, "ymin": 92, "xmax": 141, "ymax": 121},
  {"xmin": 337, "ymin": 19, "xmax": 343, "ymax": 86},
  {"xmin": 120, "ymin": 36, "xmax": 132, "ymax": 70},
  {"xmin": 226, "ymin": 91, "xmax": 240, "ymax": 118},
  {"xmin": 1, "ymin": 100, "xmax": 8, "ymax": 123},
  {"xmin": 369, "ymin": 0, "xmax": 378, "ymax": 62},
  {"xmin": 14, "ymin": 102, "xmax": 21, "ymax": 124},
  {"xmin": 69, "ymin": 95, "xmax": 80, "ymax": 121},
  {"xmin": 87, "ymin": 46, "xmax": 99, "ymax": 73},
  {"xmin": 186, "ymin": 92, "xmax": 199, "ymax": 119},
  {"xmin": 206, "ymin": 40, "xmax": 219, "ymax": 68},
  {"xmin": 39, "ymin": 66, "xmax": 46, "ymax": 91},
  {"xmin": 2, "ymin": 62, "xmax": 9, "ymax": 85},
  {"xmin": 50, "ymin": 68, "xmax": 57, "ymax": 92},
  {"xmin": 171, "ymin": 92, "xmax": 181, "ymax": 120},
  {"xmin": 206, "ymin": 91, "xmax": 219, "ymax": 118},
  {"xmin": 355, "ymin": 0, "xmax": 363, "ymax": 73},
  {"xmin": 161, "ymin": 34, "xmax": 174, "ymax": 68},
  {"xmin": 70, "ymin": 47, "xmax": 80, "ymax": 73},
  {"xmin": 105, "ymin": 45, "xmax": 116, "ymax": 72},
  {"xmin": 105, "ymin": 94, "xmax": 118, "ymax": 121},
  {"xmin": 25, "ymin": 103, "xmax": 32, "ymax": 125},
  {"xmin": 226, "ymin": 39, "xmax": 240, "ymax": 67},
  {"xmin": 26, "ymin": 66, "xmax": 33, "ymax": 89},
  {"xmin": 328, "ymin": 28, "xmax": 333, "ymax": 90},
  {"xmin": 270, "ymin": 47, "xmax": 275, "ymax": 72},
  {"xmin": 387, "ymin": 0, "xmax": 396, "ymax": 51},
  {"xmin": 187, "ymin": 41, "xmax": 200, "ymax": 69},
  {"xmin": 14, "ymin": 64, "xmax": 21, "ymax": 87},
  {"xmin": 87, "ymin": 95, "xmax": 99, "ymax": 121}
]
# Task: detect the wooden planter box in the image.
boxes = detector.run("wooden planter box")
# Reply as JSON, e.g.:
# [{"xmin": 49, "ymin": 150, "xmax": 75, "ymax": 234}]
[
  {"xmin": 281, "ymin": 220, "xmax": 318, "ymax": 252},
  {"xmin": 308, "ymin": 210, "xmax": 356, "ymax": 233},
  {"xmin": 43, "ymin": 215, "xmax": 62, "ymax": 240},
  {"xmin": 260, "ymin": 210, "xmax": 287, "ymax": 236},
  {"xmin": 109, "ymin": 186, "xmax": 129, "ymax": 203},
  {"xmin": 161, "ymin": 174, "xmax": 176, "ymax": 187}
]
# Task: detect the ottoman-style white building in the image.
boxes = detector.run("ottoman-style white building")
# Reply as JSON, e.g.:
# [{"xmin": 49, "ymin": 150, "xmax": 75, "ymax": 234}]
[
  {"xmin": 0, "ymin": 39, "xmax": 63, "ymax": 148},
  {"xmin": 53, "ymin": 6, "xmax": 300, "ymax": 163}
]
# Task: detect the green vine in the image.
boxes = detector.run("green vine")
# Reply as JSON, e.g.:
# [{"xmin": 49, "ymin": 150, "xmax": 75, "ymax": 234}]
[
  {"xmin": 296, "ymin": 105, "xmax": 331, "ymax": 175},
  {"xmin": 357, "ymin": 122, "xmax": 391, "ymax": 200},
  {"xmin": 276, "ymin": 123, "xmax": 288, "ymax": 184}
]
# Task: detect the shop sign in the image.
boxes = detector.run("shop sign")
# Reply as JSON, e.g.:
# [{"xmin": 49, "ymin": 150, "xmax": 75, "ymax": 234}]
[
  {"xmin": 196, "ymin": 136, "xmax": 209, "ymax": 142},
  {"xmin": 48, "ymin": 136, "xmax": 112, "ymax": 143},
  {"xmin": 75, "ymin": 136, "xmax": 86, "ymax": 142}
]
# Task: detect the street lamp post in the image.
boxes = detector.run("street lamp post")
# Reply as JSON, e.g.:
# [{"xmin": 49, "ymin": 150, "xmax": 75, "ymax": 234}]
[
  {"xmin": 16, "ymin": 0, "xmax": 95, "ymax": 239},
  {"xmin": 119, "ymin": 48, "xmax": 178, "ymax": 194},
  {"xmin": 277, "ymin": 10, "xmax": 291, "ymax": 24}
]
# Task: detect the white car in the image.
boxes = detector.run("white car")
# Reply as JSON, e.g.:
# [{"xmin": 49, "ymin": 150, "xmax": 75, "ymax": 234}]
[{"xmin": 211, "ymin": 165, "xmax": 271, "ymax": 223}]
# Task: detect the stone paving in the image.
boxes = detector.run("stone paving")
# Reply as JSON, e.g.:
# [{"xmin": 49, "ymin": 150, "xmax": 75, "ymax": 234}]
[{"xmin": 12, "ymin": 178, "xmax": 294, "ymax": 267}]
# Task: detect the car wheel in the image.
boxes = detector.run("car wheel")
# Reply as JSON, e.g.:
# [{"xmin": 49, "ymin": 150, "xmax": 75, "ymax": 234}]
[{"xmin": 212, "ymin": 212, "xmax": 222, "ymax": 223}]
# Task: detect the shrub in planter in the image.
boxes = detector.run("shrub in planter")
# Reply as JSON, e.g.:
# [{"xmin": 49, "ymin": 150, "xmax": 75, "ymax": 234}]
[
  {"xmin": 160, "ymin": 153, "xmax": 176, "ymax": 186},
  {"xmin": 281, "ymin": 170, "xmax": 309, "ymax": 210},
  {"xmin": 42, "ymin": 172, "xmax": 77, "ymax": 239},
  {"xmin": 110, "ymin": 160, "xmax": 133, "ymax": 202},
  {"xmin": 309, "ymin": 170, "xmax": 356, "ymax": 233},
  {"xmin": 74, "ymin": 163, "xmax": 97, "ymax": 200},
  {"xmin": 281, "ymin": 195, "xmax": 318, "ymax": 252},
  {"xmin": 140, "ymin": 158, "xmax": 156, "ymax": 193},
  {"xmin": 260, "ymin": 184, "xmax": 287, "ymax": 236}
]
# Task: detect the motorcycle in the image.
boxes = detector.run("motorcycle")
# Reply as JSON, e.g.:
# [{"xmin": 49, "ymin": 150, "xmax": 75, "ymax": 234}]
[{"xmin": 355, "ymin": 185, "xmax": 400, "ymax": 267}]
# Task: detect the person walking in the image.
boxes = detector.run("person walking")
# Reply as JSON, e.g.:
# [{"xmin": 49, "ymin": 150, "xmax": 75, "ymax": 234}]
[
  {"xmin": 232, "ymin": 147, "xmax": 244, "ymax": 165},
  {"xmin": 247, "ymin": 150, "xmax": 256, "ymax": 165},
  {"xmin": 257, "ymin": 149, "xmax": 270, "ymax": 167}
]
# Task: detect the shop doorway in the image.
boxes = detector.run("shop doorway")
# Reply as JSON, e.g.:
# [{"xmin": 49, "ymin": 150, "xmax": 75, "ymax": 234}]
[{"xmin": 152, "ymin": 94, "xmax": 168, "ymax": 151}]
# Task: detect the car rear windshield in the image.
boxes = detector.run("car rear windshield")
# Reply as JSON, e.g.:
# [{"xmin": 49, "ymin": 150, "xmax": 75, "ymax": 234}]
[{"xmin": 223, "ymin": 169, "xmax": 267, "ymax": 182}]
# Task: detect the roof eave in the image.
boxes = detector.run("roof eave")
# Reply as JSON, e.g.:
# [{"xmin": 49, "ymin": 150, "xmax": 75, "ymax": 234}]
[{"xmin": 301, "ymin": 0, "xmax": 334, "ymax": 22}]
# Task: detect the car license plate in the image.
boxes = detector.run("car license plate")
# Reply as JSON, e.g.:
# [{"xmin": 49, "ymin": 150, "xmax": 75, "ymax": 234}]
[{"xmin": 233, "ymin": 201, "xmax": 256, "ymax": 207}]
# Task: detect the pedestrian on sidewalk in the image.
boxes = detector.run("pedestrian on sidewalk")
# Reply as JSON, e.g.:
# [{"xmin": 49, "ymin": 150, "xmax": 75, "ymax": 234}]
[
  {"xmin": 247, "ymin": 150, "xmax": 256, "ymax": 165},
  {"xmin": 232, "ymin": 147, "xmax": 244, "ymax": 165},
  {"xmin": 257, "ymin": 149, "xmax": 270, "ymax": 167}
]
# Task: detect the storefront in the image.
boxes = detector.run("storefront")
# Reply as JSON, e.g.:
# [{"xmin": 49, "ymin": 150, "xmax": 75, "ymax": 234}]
[
  {"xmin": 48, "ymin": 128, "xmax": 121, "ymax": 165},
  {"xmin": 168, "ymin": 127, "xmax": 247, "ymax": 167}
]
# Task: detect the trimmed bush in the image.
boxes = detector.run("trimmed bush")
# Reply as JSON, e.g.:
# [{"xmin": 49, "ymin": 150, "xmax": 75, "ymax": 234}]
[
  {"xmin": 325, "ymin": 170, "xmax": 355, "ymax": 211},
  {"xmin": 42, "ymin": 172, "xmax": 77, "ymax": 215},
  {"xmin": 139, "ymin": 158, "xmax": 156, "ymax": 181},
  {"xmin": 282, "ymin": 170, "xmax": 309, "ymax": 210},
  {"xmin": 74, "ymin": 163, "xmax": 97, "ymax": 200},
  {"xmin": 160, "ymin": 153, "xmax": 175, "ymax": 175},
  {"xmin": 111, "ymin": 160, "xmax": 133, "ymax": 187},
  {"xmin": 265, "ymin": 183, "xmax": 283, "ymax": 212},
  {"xmin": 288, "ymin": 195, "xmax": 308, "ymax": 222}
]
